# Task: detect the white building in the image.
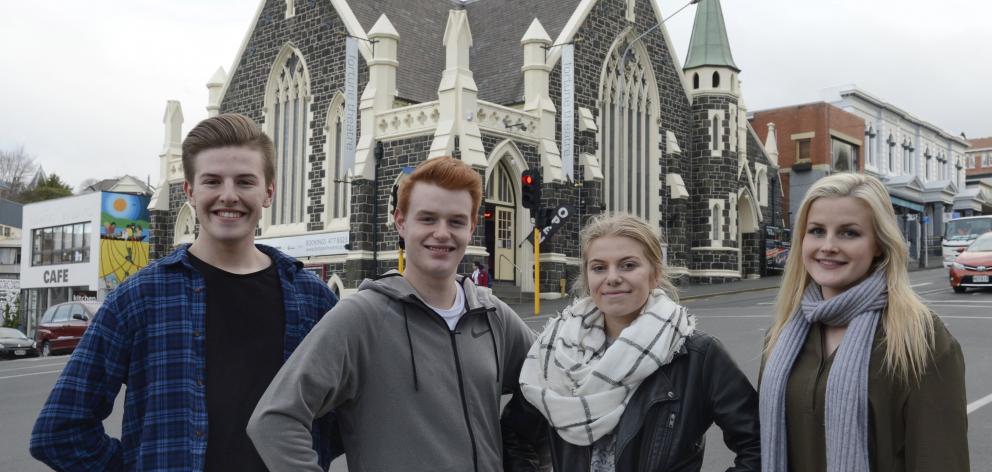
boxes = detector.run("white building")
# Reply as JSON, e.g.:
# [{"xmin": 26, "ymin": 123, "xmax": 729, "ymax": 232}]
[
  {"xmin": 825, "ymin": 85, "xmax": 972, "ymax": 261},
  {"xmin": 19, "ymin": 191, "xmax": 151, "ymax": 336}
]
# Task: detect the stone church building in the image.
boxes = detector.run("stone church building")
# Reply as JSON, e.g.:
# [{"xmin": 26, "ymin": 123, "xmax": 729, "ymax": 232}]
[{"xmin": 149, "ymin": 0, "xmax": 782, "ymax": 297}]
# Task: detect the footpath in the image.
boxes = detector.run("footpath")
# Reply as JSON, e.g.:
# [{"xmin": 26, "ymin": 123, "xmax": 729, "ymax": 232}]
[{"xmin": 509, "ymin": 260, "xmax": 945, "ymax": 318}]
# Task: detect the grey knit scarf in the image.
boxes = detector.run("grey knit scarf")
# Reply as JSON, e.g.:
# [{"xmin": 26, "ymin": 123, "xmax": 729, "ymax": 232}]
[{"xmin": 759, "ymin": 270, "xmax": 887, "ymax": 472}]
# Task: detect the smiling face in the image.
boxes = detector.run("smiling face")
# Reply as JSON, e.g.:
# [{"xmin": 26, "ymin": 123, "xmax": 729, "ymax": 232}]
[
  {"xmin": 183, "ymin": 146, "xmax": 274, "ymax": 253},
  {"xmin": 801, "ymin": 196, "xmax": 881, "ymax": 299},
  {"xmin": 395, "ymin": 182, "xmax": 476, "ymax": 286},
  {"xmin": 586, "ymin": 235, "xmax": 660, "ymax": 338}
]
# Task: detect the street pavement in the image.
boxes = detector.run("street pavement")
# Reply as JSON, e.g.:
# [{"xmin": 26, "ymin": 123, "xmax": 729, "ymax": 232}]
[{"xmin": 2, "ymin": 267, "xmax": 989, "ymax": 471}]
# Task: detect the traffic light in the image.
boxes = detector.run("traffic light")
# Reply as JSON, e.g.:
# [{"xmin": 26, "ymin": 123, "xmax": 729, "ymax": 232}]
[{"xmin": 521, "ymin": 169, "xmax": 542, "ymax": 215}]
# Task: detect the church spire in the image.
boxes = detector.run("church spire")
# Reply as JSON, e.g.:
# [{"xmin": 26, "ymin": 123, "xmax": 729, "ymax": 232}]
[{"xmin": 683, "ymin": 0, "xmax": 738, "ymax": 71}]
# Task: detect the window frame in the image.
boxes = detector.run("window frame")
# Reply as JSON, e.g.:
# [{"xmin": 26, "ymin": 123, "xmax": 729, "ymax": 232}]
[{"xmin": 31, "ymin": 222, "xmax": 91, "ymax": 267}]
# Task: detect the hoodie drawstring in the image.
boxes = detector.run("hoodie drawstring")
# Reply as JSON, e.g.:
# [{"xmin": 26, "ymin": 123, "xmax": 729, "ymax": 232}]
[
  {"xmin": 484, "ymin": 308, "xmax": 500, "ymax": 384},
  {"xmin": 403, "ymin": 305, "xmax": 420, "ymax": 392}
]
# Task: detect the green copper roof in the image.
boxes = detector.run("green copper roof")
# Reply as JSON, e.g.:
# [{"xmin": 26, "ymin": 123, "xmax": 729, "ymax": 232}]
[{"xmin": 683, "ymin": 0, "xmax": 739, "ymax": 71}]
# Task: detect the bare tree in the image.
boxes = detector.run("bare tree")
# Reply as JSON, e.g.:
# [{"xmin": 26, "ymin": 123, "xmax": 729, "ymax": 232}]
[
  {"xmin": 76, "ymin": 178, "xmax": 101, "ymax": 194},
  {"xmin": 0, "ymin": 145, "xmax": 38, "ymax": 199}
]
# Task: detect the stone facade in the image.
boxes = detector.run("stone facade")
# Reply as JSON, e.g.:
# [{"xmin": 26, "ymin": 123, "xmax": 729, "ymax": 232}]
[{"xmin": 153, "ymin": 0, "xmax": 779, "ymax": 295}]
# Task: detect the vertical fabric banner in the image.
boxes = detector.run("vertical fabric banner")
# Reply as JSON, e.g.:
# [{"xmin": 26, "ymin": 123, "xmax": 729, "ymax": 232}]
[
  {"xmin": 343, "ymin": 36, "xmax": 359, "ymax": 174},
  {"xmin": 561, "ymin": 44, "xmax": 575, "ymax": 181}
]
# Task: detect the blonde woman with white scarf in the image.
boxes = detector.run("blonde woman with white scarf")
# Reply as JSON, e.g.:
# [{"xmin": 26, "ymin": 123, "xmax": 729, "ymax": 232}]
[{"xmin": 519, "ymin": 213, "xmax": 760, "ymax": 472}]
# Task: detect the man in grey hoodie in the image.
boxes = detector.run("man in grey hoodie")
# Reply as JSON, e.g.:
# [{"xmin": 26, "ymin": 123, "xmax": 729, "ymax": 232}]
[{"xmin": 248, "ymin": 157, "xmax": 546, "ymax": 471}]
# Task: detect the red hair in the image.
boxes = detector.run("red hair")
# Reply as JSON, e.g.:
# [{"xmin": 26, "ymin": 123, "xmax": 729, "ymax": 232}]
[{"xmin": 397, "ymin": 157, "xmax": 482, "ymax": 216}]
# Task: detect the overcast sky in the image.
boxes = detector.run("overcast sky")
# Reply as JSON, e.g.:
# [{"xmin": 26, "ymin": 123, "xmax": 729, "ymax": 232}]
[{"xmin": 1, "ymin": 0, "xmax": 989, "ymax": 190}]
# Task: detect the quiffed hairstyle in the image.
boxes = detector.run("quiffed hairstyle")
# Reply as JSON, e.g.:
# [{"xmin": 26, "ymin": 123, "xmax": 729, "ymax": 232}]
[
  {"xmin": 573, "ymin": 213, "xmax": 679, "ymax": 302},
  {"xmin": 766, "ymin": 173, "xmax": 934, "ymax": 381},
  {"xmin": 181, "ymin": 113, "xmax": 276, "ymax": 185},
  {"xmin": 396, "ymin": 157, "xmax": 483, "ymax": 217}
]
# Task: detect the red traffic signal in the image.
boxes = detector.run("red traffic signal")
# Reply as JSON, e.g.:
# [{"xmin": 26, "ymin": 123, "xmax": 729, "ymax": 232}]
[{"xmin": 521, "ymin": 169, "xmax": 541, "ymax": 214}]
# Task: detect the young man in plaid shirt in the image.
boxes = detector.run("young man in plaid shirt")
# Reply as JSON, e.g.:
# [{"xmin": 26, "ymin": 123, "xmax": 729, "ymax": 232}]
[{"xmin": 30, "ymin": 114, "xmax": 339, "ymax": 471}]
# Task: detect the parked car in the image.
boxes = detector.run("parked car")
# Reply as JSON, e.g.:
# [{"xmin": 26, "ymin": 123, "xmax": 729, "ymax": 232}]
[
  {"xmin": 34, "ymin": 301, "xmax": 102, "ymax": 356},
  {"xmin": 949, "ymin": 232, "xmax": 992, "ymax": 294},
  {"xmin": 0, "ymin": 327, "xmax": 39, "ymax": 358}
]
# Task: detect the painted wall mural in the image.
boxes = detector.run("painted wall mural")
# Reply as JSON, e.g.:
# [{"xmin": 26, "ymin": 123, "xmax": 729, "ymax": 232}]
[{"xmin": 99, "ymin": 192, "xmax": 150, "ymax": 289}]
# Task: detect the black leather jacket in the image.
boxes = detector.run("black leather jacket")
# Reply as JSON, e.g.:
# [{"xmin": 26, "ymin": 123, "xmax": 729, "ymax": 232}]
[{"xmin": 546, "ymin": 332, "xmax": 760, "ymax": 472}]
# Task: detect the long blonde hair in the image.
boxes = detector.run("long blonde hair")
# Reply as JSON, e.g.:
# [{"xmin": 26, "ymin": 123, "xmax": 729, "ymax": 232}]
[
  {"xmin": 573, "ymin": 213, "xmax": 679, "ymax": 302},
  {"xmin": 766, "ymin": 173, "xmax": 933, "ymax": 381}
]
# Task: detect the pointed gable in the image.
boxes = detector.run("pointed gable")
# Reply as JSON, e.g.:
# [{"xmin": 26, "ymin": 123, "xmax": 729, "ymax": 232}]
[
  {"xmin": 349, "ymin": 0, "xmax": 451, "ymax": 104},
  {"xmin": 683, "ymin": 0, "xmax": 738, "ymax": 71},
  {"xmin": 348, "ymin": 0, "xmax": 581, "ymax": 105},
  {"xmin": 467, "ymin": 0, "xmax": 579, "ymax": 104}
]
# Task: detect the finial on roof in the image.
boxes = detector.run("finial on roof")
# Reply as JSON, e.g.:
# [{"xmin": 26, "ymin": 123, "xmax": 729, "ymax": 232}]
[
  {"xmin": 369, "ymin": 14, "xmax": 399, "ymax": 39},
  {"xmin": 521, "ymin": 18, "xmax": 551, "ymax": 45},
  {"xmin": 207, "ymin": 67, "xmax": 227, "ymax": 87}
]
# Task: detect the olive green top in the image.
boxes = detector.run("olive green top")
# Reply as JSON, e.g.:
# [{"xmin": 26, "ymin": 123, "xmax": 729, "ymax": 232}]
[{"xmin": 775, "ymin": 315, "xmax": 969, "ymax": 472}]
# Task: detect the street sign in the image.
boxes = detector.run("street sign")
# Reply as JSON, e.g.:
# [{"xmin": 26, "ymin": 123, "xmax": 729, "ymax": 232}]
[{"xmin": 525, "ymin": 204, "xmax": 577, "ymax": 246}]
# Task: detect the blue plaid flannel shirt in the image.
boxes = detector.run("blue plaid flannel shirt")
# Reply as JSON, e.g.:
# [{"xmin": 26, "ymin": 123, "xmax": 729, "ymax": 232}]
[{"xmin": 30, "ymin": 244, "xmax": 339, "ymax": 471}]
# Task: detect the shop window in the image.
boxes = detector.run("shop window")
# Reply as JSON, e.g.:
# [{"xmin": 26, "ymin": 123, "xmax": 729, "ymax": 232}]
[{"xmin": 32, "ymin": 222, "xmax": 90, "ymax": 267}]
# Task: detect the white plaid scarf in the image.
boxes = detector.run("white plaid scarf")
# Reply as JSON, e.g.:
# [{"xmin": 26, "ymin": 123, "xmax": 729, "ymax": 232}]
[{"xmin": 519, "ymin": 289, "xmax": 696, "ymax": 446}]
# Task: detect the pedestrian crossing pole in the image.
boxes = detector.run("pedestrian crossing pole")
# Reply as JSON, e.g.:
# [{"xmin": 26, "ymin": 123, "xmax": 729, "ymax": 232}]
[
  {"xmin": 534, "ymin": 228, "xmax": 540, "ymax": 316},
  {"xmin": 398, "ymin": 246, "xmax": 405, "ymax": 273}
]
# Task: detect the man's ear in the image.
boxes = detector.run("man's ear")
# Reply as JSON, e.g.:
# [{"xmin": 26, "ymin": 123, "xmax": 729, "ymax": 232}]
[
  {"xmin": 182, "ymin": 180, "xmax": 193, "ymax": 205},
  {"xmin": 394, "ymin": 209, "xmax": 406, "ymax": 238},
  {"xmin": 264, "ymin": 181, "xmax": 275, "ymax": 208}
]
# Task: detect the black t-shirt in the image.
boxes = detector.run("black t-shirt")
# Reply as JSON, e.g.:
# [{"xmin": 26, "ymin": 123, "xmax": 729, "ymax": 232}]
[{"xmin": 189, "ymin": 253, "xmax": 285, "ymax": 472}]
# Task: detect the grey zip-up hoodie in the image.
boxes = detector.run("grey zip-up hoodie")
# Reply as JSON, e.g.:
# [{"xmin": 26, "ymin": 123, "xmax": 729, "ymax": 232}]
[{"xmin": 247, "ymin": 271, "xmax": 543, "ymax": 472}]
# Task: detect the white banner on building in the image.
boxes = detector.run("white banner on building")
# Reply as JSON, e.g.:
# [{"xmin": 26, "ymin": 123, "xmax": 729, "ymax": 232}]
[
  {"xmin": 561, "ymin": 44, "xmax": 575, "ymax": 181},
  {"xmin": 343, "ymin": 36, "xmax": 359, "ymax": 174},
  {"xmin": 257, "ymin": 231, "xmax": 349, "ymax": 258}
]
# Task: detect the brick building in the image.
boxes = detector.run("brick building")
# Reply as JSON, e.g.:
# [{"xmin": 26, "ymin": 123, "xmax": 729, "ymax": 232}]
[
  {"xmin": 966, "ymin": 137, "xmax": 992, "ymax": 183},
  {"xmin": 960, "ymin": 136, "xmax": 992, "ymax": 218},
  {"xmin": 150, "ymin": 0, "xmax": 781, "ymax": 295},
  {"xmin": 749, "ymin": 102, "xmax": 865, "ymax": 227}
]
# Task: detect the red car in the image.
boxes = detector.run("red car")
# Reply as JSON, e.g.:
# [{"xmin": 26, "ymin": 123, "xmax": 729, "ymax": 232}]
[
  {"xmin": 949, "ymin": 232, "xmax": 992, "ymax": 294},
  {"xmin": 34, "ymin": 301, "xmax": 102, "ymax": 356}
]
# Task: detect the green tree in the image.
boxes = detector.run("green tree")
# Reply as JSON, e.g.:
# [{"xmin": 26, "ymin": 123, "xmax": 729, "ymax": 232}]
[
  {"xmin": 19, "ymin": 173, "xmax": 73, "ymax": 203},
  {"xmin": 2, "ymin": 301, "xmax": 21, "ymax": 329}
]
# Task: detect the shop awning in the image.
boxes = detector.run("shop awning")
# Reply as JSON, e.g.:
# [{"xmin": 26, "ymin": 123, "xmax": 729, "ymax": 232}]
[{"xmin": 890, "ymin": 195, "xmax": 924, "ymax": 212}]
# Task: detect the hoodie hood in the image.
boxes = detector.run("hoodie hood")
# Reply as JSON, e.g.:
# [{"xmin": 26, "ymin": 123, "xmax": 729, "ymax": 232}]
[{"xmin": 358, "ymin": 270, "xmax": 498, "ymax": 312}]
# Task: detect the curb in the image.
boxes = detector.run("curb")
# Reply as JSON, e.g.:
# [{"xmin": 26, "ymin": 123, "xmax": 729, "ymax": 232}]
[{"xmin": 679, "ymin": 284, "xmax": 781, "ymax": 301}]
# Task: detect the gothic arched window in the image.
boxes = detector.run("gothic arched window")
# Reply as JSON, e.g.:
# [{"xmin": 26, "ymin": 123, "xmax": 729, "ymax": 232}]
[
  {"xmin": 598, "ymin": 37, "xmax": 661, "ymax": 221},
  {"xmin": 264, "ymin": 46, "xmax": 312, "ymax": 228},
  {"xmin": 324, "ymin": 93, "xmax": 350, "ymax": 225}
]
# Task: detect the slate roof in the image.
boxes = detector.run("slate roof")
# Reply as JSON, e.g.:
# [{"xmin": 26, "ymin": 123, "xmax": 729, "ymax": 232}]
[
  {"xmin": 84, "ymin": 176, "xmax": 154, "ymax": 195},
  {"xmin": 348, "ymin": 0, "xmax": 580, "ymax": 105},
  {"xmin": 0, "ymin": 199, "xmax": 22, "ymax": 229},
  {"xmin": 466, "ymin": 0, "xmax": 576, "ymax": 104}
]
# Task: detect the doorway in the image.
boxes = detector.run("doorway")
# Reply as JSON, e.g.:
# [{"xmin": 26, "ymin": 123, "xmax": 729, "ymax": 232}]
[{"xmin": 485, "ymin": 161, "xmax": 517, "ymax": 282}]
